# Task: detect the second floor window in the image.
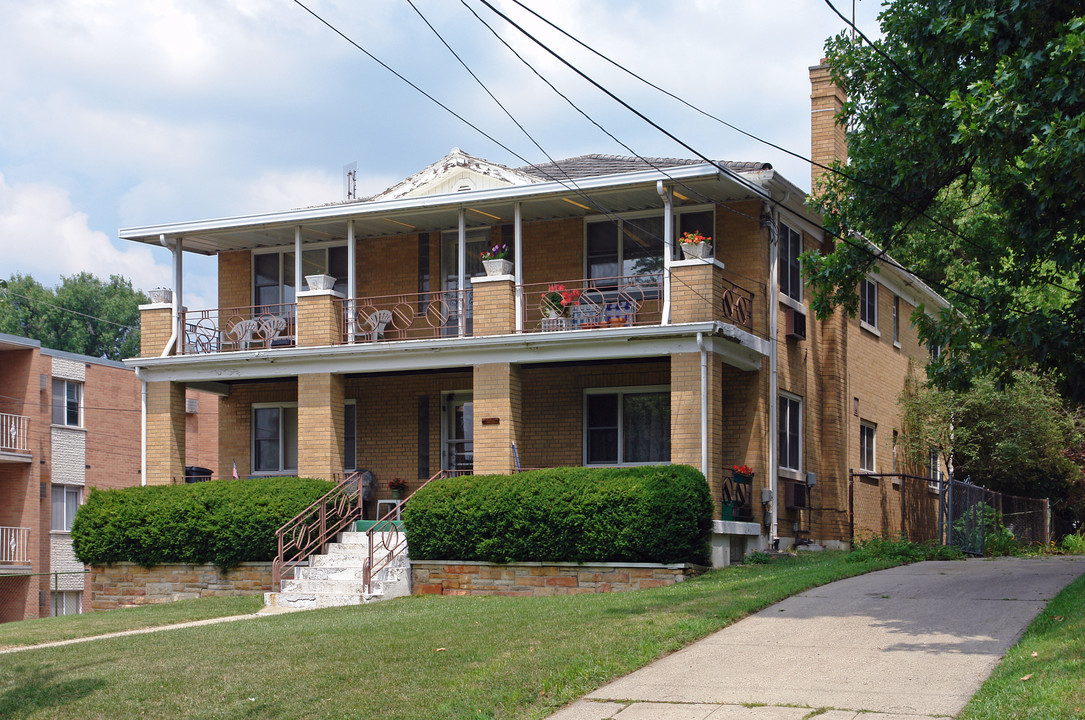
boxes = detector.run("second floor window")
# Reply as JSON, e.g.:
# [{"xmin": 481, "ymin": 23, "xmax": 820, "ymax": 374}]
[
  {"xmin": 51, "ymin": 379, "xmax": 82, "ymax": 427},
  {"xmin": 253, "ymin": 246, "xmax": 348, "ymax": 308},
  {"xmin": 860, "ymin": 278, "xmax": 878, "ymax": 329},
  {"xmin": 779, "ymin": 222, "xmax": 802, "ymax": 301},
  {"xmin": 586, "ymin": 209, "xmax": 713, "ymax": 282},
  {"xmin": 778, "ymin": 394, "xmax": 802, "ymax": 472}
]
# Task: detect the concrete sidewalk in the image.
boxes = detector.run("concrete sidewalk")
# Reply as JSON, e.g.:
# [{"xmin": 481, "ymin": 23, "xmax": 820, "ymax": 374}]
[{"xmin": 550, "ymin": 556, "xmax": 1085, "ymax": 720}]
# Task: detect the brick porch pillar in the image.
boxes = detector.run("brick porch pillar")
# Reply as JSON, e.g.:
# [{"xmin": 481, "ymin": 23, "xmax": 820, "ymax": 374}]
[
  {"xmin": 139, "ymin": 301, "xmax": 175, "ymax": 357},
  {"xmin": 670, "ymin": 352, "xmax": 725, "ymax": 514},
  {"xmin": 472, "ymin": 363, "xmax": 522, "ymax": 475},
  {"xmin": 146, "ymin": 381, "xmax": 185, "ymax": 484},
  {"xmin": 298, "ymin": 373, "xmax": 345, "ymax": 481},
  {"xmin": 470, "ymin": 274, "xmax": 516, "ymax": 336},
  {"xmin": 297, "ymin": 289, "xmax": 343, "ymax": 347}
]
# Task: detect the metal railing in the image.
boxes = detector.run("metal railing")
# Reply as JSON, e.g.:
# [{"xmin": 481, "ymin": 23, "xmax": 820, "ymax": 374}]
[
  {"xmin": 0, "ymin": 413, "xmax": 30, "ymax": 454},
  {"xmin": 0, "ymin": 527, "xmax": 30, "ymax": 565},
  {"xmin": 519, "ymin": 273, "xmax": 664, "ymax": 333},
  {"xmin": 720, "ymin": 278, "xmax": 754, "ymax": 331},
  {"xmin": 721, "ymin": 469, "xmax": 754, "ymax": 521},
  {"xmin": 339, "ymin": 289, "xmax": 472, "ymax": 343},
  {"xmin": 362, "ymin": 469, "xmax": 464, "ymax": 594},
  {"xmin": 273, "ymin": 471, "xmax": 362, "ymax": 590},
  {"xmin": 182, "ymin": 302, "xmax": 297, "ymax": 354}
]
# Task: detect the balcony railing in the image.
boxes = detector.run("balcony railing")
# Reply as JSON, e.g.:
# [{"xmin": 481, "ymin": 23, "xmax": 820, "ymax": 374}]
[
  {"xmin": 0, "ymin": 527, "xmax": 30, "ymax": 565},
  {"xmin": 519, "ymin": 273, "xmax": 664, "ymax": 333},
  {"xmin": 0, "ymin": 413, "xmax": 30, "ymax": 454},
  {"xmin": 338, "ymin": 288, "xmax": 472, "ymax": 344},
  {"xmin": 182, "ymin": 303, "xmax": 297, "ymax": 354},
  {"xmin": 720, "ymin": 279, "xmax": 754, "ymax": 331}
]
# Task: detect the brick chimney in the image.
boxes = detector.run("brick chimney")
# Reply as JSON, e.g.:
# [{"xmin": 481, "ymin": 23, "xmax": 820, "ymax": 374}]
[{"xmin": 809, "ymin": 59, "xmax": 848, "ymax": 195}]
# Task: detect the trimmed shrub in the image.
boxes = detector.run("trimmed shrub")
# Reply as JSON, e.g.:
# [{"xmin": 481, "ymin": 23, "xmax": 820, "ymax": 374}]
[
  {"xmin": 71, "ymin": 477, "xmax": 335, "ymax": 569},
  {"xmin": 402, "ymin": 465, "xmax": 712, "ymax": 565}
]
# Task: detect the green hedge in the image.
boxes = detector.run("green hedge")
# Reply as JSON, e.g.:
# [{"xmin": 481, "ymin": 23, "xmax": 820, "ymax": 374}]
[
  {"xmin": 402, "ymin": 465, "xmax": 712, "ymax": 565},
  {"xmin": 71, "ymin": 477, "xmax": 335, "ymax": 569}
]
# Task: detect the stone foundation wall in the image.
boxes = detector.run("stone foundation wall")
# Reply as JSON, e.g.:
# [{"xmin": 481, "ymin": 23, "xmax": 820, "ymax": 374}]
[
  {"xmin": 90, "ymin": 562, "xmax": 273, "ymax": 609},
  {"xmin": 411, "ymin": 561, "xmax": 697, "ymax": 597}
]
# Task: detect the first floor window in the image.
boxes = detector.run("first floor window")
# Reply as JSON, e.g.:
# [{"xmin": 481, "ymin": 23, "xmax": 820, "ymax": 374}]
[
  {"xmin": 778, "ymin": 394, "xmax": 802, "ymax": 472},
  {"xmin": 51, "ymin": 591, "xmax": 82, "ymax": 617},
  {"xmin": 344, "ymin": 402, "xmax": 357, "ymax": 471},
  {"xmin": 253, "ymin": 404, "xmax": 298, "ymax": 474},
  {"xmin": 51, "ymin": 485, "xmax": 81, "ymax": 532},
  {"xmin": 860, "ymin": 278, "xmax": 878, "ymax": 329},
  {"xmin": 51, "ymin": 379, "xmax": 82, "ymax": 427},
  {"xmin": 585, "ymin": 388, "xmax": 670, "ymax": 465},
  {"xmin": 859, "ymin": 421, "xmax": 876, "ymax": 472},
  {"xmin": 928, "ymin": 449, "xmax": 940, "ymax": 480}
]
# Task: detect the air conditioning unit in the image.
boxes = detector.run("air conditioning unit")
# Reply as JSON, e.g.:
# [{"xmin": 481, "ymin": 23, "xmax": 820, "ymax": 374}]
[
  {"xmin": 185, "ymin": 397, "xmax": 199, "ymax": 414},
  {"xmin": 785, "ymin": 307, "xmax": 807, "ymax": 340},
  {"xmin": 784, "ymin": 481, "xmax": 809, "ymax": 510}
]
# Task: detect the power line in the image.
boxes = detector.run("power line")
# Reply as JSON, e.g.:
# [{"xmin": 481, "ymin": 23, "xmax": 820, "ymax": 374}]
[{"xmin": 0, "ymin": 289, "xmax": 137, "ymax": 330}]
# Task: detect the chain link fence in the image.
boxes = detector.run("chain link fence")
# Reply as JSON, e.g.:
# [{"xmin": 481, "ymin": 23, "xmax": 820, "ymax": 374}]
[
  {"xmin": 0, "ymin": 570, "xmax": 90, "ymax": 622},
  {"xmin": 849, "ymin": 471, "xmax": 1050, "ymax": 555}
]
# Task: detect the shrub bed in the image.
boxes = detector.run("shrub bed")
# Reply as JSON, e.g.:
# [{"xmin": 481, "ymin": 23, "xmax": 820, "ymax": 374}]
[
  {"xmin": 71, "ymin": 477, "xmax": 334, "ymax": 569},
  {"xmin": 402, "ymin": 465, "xmax": 712, "ymax": 564}
]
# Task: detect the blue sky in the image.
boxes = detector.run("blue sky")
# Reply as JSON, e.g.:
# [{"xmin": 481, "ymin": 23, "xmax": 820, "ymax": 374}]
[{"xmin": 0, "ymin": 0, "xmax": 882, "ymax": 310}]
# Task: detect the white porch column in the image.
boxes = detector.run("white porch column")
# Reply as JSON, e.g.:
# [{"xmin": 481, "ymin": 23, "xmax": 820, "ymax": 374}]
[
  {"xmin": 347, "ymin": 219, "xmax": 356, "ymax": 343},
  {"xmin": 658, "ymin": 181, "xmax": 673, "ymax": 325},
  {"xmin": 458, "ymin": 208, "xmax": 466, "ymax": 337},
  {"xmin": 514, "ymin": 201, "xmax": 523, "ymax": 333},
  {"xmin": 294, "ymin": 226, "xmax": 303, "ymax": 295}
]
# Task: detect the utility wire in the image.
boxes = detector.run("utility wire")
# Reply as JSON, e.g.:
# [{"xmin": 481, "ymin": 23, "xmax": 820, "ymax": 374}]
[{"xmin": 0, "ymin": 289, "xmax": 137, "ymax": 330}]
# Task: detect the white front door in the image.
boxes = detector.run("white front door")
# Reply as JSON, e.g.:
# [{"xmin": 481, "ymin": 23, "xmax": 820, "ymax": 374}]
[{"xmin": 442, "ymin": 392, "xmax": 473, "ymax": 474}]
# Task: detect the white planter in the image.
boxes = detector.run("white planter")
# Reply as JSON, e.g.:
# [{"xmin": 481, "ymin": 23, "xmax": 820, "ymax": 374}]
[
  {"xmin": 306, "ymin": 274, "xmax": 336, "ymax": 291},
  {"xmin": 681, "ymin": 242, "xmax": 712, "ymax": 260},
  {"xmin": 148, "ymin": 288, "xmax": 173, "ymax": 304},
  {"xmin": 483, "ymin": 259, "xmax": 513, "ymax": 277}
]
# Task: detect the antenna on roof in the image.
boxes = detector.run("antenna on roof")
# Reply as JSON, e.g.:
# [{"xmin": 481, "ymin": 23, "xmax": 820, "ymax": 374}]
[{"xmin": 344, "ymin": 162, "xmax": 358, "ymax": 201}]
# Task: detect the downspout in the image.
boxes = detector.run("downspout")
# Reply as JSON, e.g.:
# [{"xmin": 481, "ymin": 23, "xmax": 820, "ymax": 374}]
[
  {"xmin": 656, "ymin": 181, "xmax": 673, "ymax": 324},
  {"xmin": 514, "ymin": 202, "xmax": 523, "ymax": 332},
  {"xmin": 136, "ymin": 368, "xmax": 147, "ymax": 486},
  {"xmin": 697, "ymin": 332, "xmax": 708, "ymax": 475},
  {"xmin": 767, "ymin": 203, "xmax": 781, "ymax": 547},
  {"xmin": 158, "ymin": 235, "xmax": 180, "ymax": 357}
]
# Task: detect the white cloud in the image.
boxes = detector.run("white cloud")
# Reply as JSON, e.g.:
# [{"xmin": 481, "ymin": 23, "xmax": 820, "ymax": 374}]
[{"xmin": 0, "ymin": 172, "xmax": 210, "ymax": 308}]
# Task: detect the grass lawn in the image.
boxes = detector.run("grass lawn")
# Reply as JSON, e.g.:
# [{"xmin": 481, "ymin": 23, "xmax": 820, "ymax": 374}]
[
  {"xmin": 0, "ymin": 551, "xmax": 900, "ymax": 720},
  {"xmin": 957, "ymin": 570, "xmax": 1085, "ymax": 720},
  {"xmin": 0, "ymin": 595, "xmax": 262, "ymax": 651}
]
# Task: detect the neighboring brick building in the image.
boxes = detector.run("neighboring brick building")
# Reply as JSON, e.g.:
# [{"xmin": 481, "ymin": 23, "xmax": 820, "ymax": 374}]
[
  {"xmin": 120, "ymin": 64, "xmax": 948, "ymax": 564},
  {"xmin": 0, "ymin": 333, "xmax": 218, "ymax": 621}
]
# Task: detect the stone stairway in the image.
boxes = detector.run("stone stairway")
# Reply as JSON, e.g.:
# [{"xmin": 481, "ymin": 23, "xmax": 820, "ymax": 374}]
[{"xmin": 262, "ymin": 530, "xmax": 410, "ymax": 612}]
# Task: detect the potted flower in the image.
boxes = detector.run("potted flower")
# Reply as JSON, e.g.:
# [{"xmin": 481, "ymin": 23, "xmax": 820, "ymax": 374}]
[
  {"xmin": 388, "ymin": 477, "xmax": 407, "ymax": 499},
  {"xmin": 679, "ymin": 231, "xmax": 712, "ymax": 260},
  {"xmin": 732, "ymin": 464, "xmax": 754, "ymax": 484},
  {"xmin": 480, "ymin": 244, "xmax": 512, "ymax": 276},
  {"xmin": 540, "ymin": 284, "xmax": 581, "ymax": 318}
]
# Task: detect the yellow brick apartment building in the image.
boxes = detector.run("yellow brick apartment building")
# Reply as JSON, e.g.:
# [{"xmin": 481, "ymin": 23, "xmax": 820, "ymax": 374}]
[{"xmin": 121, "ymin": 64, "xmax": 947, "ymax": 564}]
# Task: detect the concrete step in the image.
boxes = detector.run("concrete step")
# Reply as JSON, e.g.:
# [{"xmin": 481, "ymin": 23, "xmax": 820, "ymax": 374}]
[
  {"xmin": 281, "ymin": 578, "xmax": 369, "ymax": 594},
  {"xmin": 263, "ymin": 590, "xmax": 382, "ymax": 610}
]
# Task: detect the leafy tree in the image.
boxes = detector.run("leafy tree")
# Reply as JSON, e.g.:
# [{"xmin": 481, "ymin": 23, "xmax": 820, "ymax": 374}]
[
  {"xmin": 900, "ymin": 368, "xmax": 1085, "ymax": 528},
  {"xmin": 806, "ymin": 1, "xmax": 1085, "ymax": 400},
  {"xmin": 0, "ymin": 272, "xmax": 146, "ymax": 360}
]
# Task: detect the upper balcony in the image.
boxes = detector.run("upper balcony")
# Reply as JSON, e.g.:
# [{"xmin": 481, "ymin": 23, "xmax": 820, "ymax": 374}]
[
  {"xmin": 148, "ymin": 266, "xmax": 757, "ymax": 360},
  {"xmin": 0, "ymin": 413, "xmax": 31, "ymax": 463}
]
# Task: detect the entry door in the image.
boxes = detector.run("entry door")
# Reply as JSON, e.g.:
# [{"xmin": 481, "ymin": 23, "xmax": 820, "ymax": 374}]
[{"xmin": 442, "ymin": 392, "xmax": 473, "ymax": 474}]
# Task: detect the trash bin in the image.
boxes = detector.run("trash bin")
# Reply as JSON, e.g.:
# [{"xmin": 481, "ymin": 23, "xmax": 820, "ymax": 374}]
[{"xmin": 184, "ymin": 466, "xmax": 213, "ymax": 483}]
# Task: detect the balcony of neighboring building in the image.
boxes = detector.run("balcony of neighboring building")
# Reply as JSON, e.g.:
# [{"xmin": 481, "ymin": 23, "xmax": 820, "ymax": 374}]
[
  {"xmin": 0, "ymin": 526, "xmax": 31, "ymax": 572},
  {"xmin": 0, "ymin": 413, "xmax": 31, "ymax": 463}
]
